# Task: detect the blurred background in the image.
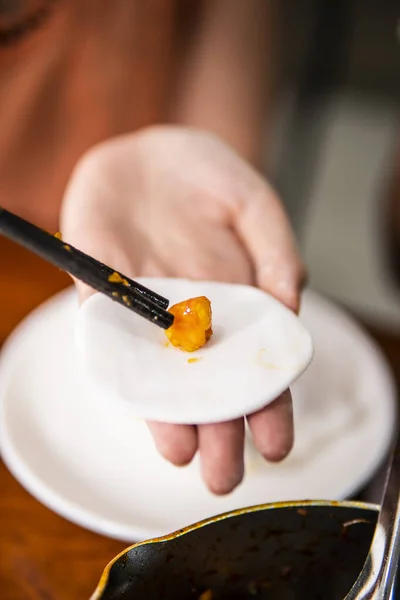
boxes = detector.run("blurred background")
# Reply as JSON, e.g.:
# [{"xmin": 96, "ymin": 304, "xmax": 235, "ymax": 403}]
[
  {"xmin": 272, "ymin": 0, "xmax": 400, "ymax": 333},
  {"xmin": 273, "ymin": 0, "xmax": 400, "ymax": 504}
]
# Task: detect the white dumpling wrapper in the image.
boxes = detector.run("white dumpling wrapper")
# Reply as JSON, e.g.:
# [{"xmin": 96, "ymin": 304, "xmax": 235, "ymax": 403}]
[{"xmin": 75, "ymin": 278, "xmax": 314, "ymax": 424}]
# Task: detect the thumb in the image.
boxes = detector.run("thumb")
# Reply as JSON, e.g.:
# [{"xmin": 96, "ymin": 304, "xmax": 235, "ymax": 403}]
[
  {"xmin": 235, "ymin": 184, "xmax": 306, "ymax": 313},
  {"xmin": 59, "ymin": 152, "xmax": 136, "ymax": 306}
]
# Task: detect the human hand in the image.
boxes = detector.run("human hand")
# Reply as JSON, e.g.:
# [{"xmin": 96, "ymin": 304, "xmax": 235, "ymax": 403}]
[{"xmin": 61, "ymin": 126, "xmax": 305, "ymax": 494}]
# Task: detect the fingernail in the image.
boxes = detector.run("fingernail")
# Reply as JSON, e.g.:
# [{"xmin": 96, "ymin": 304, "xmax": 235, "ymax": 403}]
[
  {"xmin": 206, "ymin": 464, "xmax": 244, "ymax": 496},
  {"xmin": 274, "ymin": 280, "xmax": 300, "ymax": 313},
  {"xmin": 258, "ymin": 267, "xmax": 300, "ymax": 313}
]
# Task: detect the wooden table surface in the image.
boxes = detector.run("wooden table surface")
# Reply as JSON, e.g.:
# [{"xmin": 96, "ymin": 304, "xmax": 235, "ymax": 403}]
[{"xmin": 0, "ymin": 237, "xmax": 399, "ymax": 600}]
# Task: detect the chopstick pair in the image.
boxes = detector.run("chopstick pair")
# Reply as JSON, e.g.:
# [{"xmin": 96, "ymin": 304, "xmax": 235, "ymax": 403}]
[{"xmin": 0, "ymin": 207, "xmax": 174, "ymax": 329}]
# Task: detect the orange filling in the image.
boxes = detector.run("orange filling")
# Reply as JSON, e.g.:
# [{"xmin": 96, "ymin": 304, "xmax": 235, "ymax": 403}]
[
  {"xmin": 108, "ymin": 271, "xmax": 129, "ymax": 286},
  {"xmin": 165, "ymin": 296, "xmax": 213, "ymax": 352}
]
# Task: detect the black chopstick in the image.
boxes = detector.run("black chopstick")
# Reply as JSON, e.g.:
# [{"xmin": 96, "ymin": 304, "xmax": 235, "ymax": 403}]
[{"xmin": 0, "ymin": 207, "xmax": 174, "ymax": 329}]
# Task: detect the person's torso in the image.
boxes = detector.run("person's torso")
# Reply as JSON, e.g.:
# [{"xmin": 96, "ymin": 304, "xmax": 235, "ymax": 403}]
[{"xmin": 0, "ymin": 0, "xmax": 180, "ymax": 230}]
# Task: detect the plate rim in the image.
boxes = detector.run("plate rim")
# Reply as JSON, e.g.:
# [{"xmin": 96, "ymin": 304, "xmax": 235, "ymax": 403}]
[{"xmin": 0, "ymin": 286, "xmax": 397, "ymax": 542}]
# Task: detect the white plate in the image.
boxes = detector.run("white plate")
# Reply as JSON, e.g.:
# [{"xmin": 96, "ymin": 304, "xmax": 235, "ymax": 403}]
[
  {"xmin": 77, "ymin": 279, "xmax": 314, "ymax": 424},
  {"xmin": 0, "ymin": 288, "xmax": 396, "ymax": 542}
]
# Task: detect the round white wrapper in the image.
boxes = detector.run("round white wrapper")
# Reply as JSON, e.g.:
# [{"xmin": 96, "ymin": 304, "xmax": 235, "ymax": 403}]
[{"xmin": 75, "ymin": 278, "xmax": 314, "ymax": 424}]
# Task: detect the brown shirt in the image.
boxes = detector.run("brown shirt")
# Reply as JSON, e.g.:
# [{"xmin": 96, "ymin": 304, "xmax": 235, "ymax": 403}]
[{"xmin": 0, "ymin": 0, "xmax": 182, "ymax": 230}]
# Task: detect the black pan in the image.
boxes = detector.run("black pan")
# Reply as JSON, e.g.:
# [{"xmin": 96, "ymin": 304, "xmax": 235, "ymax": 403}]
[{"xmin": 91, "ymin": 500, "xmax": 378, "ymax": 600}]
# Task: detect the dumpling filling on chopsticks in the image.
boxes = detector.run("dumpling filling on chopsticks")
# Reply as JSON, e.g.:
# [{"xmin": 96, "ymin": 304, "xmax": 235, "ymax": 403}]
[{"xmin": 165, "ymin": 296, "xmax": 213, "ymax": 352}]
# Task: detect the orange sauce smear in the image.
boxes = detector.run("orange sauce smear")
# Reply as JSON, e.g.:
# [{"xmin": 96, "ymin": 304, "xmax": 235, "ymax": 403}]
[{"xmin": 108, "ymin": 271, "xmax": 129, "ymax": 286}]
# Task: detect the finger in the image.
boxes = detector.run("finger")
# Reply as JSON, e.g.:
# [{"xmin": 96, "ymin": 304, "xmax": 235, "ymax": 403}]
[
  {"xmin": 247, "ymin": 389, "xmax": 294, "ymax": 462},
  {"xmin": 147, "ymin": 421, "xmax": 198, "ymax": 466},
  {"xmin": 234, "ymin": 184, "xmax": 306, "ymax": 313},
  {"xmin": 60, "ymin": 153, "xmax": 138, "ymax": 305},
  {"xmin": 197, "ymin": 419, "xmax": 245, "ymax": 495}
]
